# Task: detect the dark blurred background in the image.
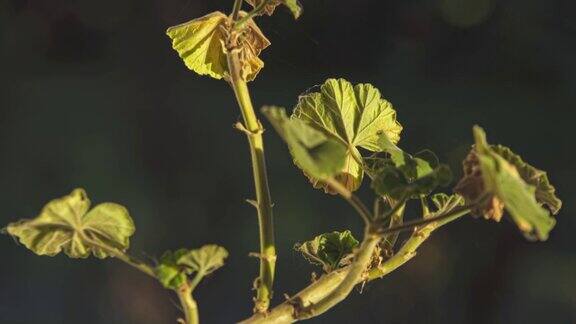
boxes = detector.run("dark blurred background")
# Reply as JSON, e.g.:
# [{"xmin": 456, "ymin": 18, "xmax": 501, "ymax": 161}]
[{"xmin": 0, "ymin": 0, "xmax": 574, "ymax": 323}]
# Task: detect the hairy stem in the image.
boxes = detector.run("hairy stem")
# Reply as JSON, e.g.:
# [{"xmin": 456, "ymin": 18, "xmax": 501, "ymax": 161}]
[
  {"xmin": 177, "ymin": 283, "xmax": 199, "ymax": 324},
  {"xmin": 297, "ymin": 234, "xmax": 380, "ymax": 319},
  {"xmin": 226, "ymin": 33, "xmax": 276, "ymax": 313},
  {"xmin": 240, "ymin": 204, "xmax": 471, "ymax": 323}
]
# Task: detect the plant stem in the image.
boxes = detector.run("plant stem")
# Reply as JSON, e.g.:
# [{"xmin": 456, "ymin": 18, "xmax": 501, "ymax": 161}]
[
  {"xmin": 376, "ymin": 204, "xmax": 472, "ymax": 236},
  {"xmin": 177, "ymin": 283, "xmax": 199, "ymax": 324},
  {"xmin": 231, "ymin": 0, "xmax": 244, "ymax": 20},
  {"xmin": 239, "ymin": 204, "xmax": 472, "ymax": 323},
  {"xmin": 226, "ymin": 34, "xmax": 276, "ymax": 313},
  {"xmin": 297, "ymin": 234, "xmax": 380, "ymax": 320},
  {"xmin": 81, "ymin": 235, "xmax": 156, "ymax": 278},
  {"xmin": 233, "ymin": 0, "xmax": 272, "ymax": 30},
  {"xmin": 368, "ymin": 207, "xmax": 470, "ymax": 280},
  {"xmin": 325, "ymin": 178, "xmax": 372, "ymax": 227}
]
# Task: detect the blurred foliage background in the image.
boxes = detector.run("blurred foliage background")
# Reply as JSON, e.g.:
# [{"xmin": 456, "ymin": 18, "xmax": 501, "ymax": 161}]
[{"xmin": 0, "ymin": 0, "xmax": 574, "ymax": 323}]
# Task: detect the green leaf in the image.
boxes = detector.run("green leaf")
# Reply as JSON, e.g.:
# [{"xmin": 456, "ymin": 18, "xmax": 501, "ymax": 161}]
[
  {"xmin": 262, "ymin": 106, "xmax": 348, "ymax": 181},
  {"xmin": 4, "ymin": 189, "xmax": 135, "ymax": 258},
  {"xmin": 470, "ymin": 126, "xmax": 557, "ymax": 241},
  {"xmin": 177, "ymin": 245, "xmax": 229, "ymax": 275},
  {"xmin": 292, "ymin": 78, "xmax": 403, "ymax": 192},
  {"xmin": 368, "ymin": 136, "xmax": 452, "ymax": 200},
  {"xmin": 156, "ymin": 250, "xmax": 188, "ymax": 289},
  {"xmin": 294, "ymin": 230, "xmax": 359, "ymax": 273},
  {"xmin": 371, "ymin": 163, "xmax": 452, "ymax": 200},
  {"xmin": 166, "ymin": 11, "xmax": 270, "ymax": 81},
  {"xmin": 246, "ymin": 0, "xmax": 303, "ymax": 18},
  {"xmin": 155, "ymin": 245, "xmax": 228, "ymax": 290},
  {"xmin": 492, "ymin": 145, "xmax": 562, "ymax": 215}
]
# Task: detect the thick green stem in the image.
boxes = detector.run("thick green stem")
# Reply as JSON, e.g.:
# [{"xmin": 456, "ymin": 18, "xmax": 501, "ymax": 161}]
[
  {"xmin": 177, "ymin": 284, "xmax": 199, "ymax": 324},
  {"xmin": 240, "ymin": 205, "xmax": 471, "ymax": 323},
  {"xmin": 298, "ymin": 234, "xmax": 380, "ymax": 319},
  {"xmin": 227, "ymin": 43, "xmax": 276, "ymax": 313}
]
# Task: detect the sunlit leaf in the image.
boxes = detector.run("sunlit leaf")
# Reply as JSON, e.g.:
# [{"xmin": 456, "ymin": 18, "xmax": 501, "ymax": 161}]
[
  {"xmin": 166, "ymin": 11, "xmax": 270, "ymax": 81},
  {"xmin": 166, "ymin": 12, "xmax": 229, "ymax": 80},
  {"xmin": 294, "ymin": 230, "xmax": 359, "ymax": 273},
  {"xmin": 177, "ymin": 245, "xmax": 229, "ymax": 275},
  {"xmin": 4, "ymin": 189, "xmax": 135, "ymax": 258},
  {"xmin": 456, "ymin": 126, "xmax": 557, "ymax": 241},
  {"xmin": 492, "ymin": 145, "xmax": 562, "ymax": 215},
  {"xmin": 292, "ymin": 78, "xmax": 403, "ymax": 192},
  {"xmin": 155, "ymin": 245, "xmax": 228, "ymax": 290},
  {"xmin": 263, "ymin": 106, "xmax": 347, "ymax": 182}
]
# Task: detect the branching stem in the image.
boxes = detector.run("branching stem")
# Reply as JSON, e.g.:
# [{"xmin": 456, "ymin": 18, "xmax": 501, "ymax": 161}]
[{"xmin": 240, "ymin": 202, "xmax": 474, "ymax": 323}]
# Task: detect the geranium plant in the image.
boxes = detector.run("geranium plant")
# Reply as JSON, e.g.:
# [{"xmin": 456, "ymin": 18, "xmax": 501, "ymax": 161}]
[{"xmin": 3, "ymin": 1, "xmax": 562, "ymax": 323}]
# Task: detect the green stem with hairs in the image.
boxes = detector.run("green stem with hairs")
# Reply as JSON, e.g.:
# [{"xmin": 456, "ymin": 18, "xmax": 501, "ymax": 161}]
[
  {"xmin": 240, "ymin": 203, "xmax": 473, "ymax": 323},
  {"xmin": 227, "ymin": 12, "xmax": 276, "ymax": 313}
]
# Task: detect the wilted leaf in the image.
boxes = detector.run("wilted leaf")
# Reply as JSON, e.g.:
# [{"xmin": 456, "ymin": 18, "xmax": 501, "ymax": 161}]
[
  {"xmin": 4, "ymin": 189, "xmax": 135, "ymax": 258},
  {"xmin": 456, "ymin": 126, "xmax": 557, "ymax": 241},
  {"xmin": 246, "ymin": 0, "xmax": 303, "ymax": 18},
  {"xmin": 166, "ymin": 11, "xmax": 270, "ymax": 81},
  {"xmin": 292, "ymin": 78, "xmax": 403, "ymax": 192},
  {"xmin": 294, "ymin": 230, "xmax": 359, "ymax": 272},
  {"xmin": 262, "ymin": 106, "xmax": 348, "ymax": 181},
  {"xmin": 492, "ymin": 145, "xmax": 562, "ymax": 215}
]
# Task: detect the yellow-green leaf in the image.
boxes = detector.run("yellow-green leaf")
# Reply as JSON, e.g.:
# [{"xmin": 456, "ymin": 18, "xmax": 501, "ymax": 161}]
[
  {"xmin": 471, "ymin": 126, "xmax": 557, "ymax": 241},
  {"xmin": 166, "ymin": 12, "xmax": 229, "ymax": 80},
  {"xmin": 166, "ymin": 11, "xmax": 271, "ymax": 82},
  {"xmin": 292, "ymin": 78, "xmax": 403, "ymax": 192},
  {"xmin": 177, "ymin": 244, "xmax": 229, "ymax": 275},
  {"xmin": 492, "ymin": 145, "xmax": 562, "ymax": 215},
  {"xmin": 262, "ymin": 106, "xmax": 348, "ymax": 182},
  {"xmin": 4, "ymin": 189, "xmax": 135, "ymax": 258}
]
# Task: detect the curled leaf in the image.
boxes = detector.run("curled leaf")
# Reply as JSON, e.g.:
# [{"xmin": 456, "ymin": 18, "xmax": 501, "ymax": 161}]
[
  {"xmin": 4, "ymin": 189, "xmax": 135, "ymax": 258},
  {"xmin": 292, "ymin": 78, "xmax": 403, "ymax": 192},
  {"xmin": 455, "ymin": 126, "xmax": 557, "ymax": 241},
  {"xmin": 262, "ymin": 106, "xmax": 347, "ymax": 181},
  {"xmin": 492, "ymin": 145, "xmax": 562, "ymax": 215},
  {"xmin": 294, "ymin": 230, "xmax": 359, "ymax": 273},
  {"xmin": 166, "ymin": 11, "xmax": 270, "ymax": 81},
  {"xmin": 246, "ymin": 0, "xmax": 303, "ymax": 18}
]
